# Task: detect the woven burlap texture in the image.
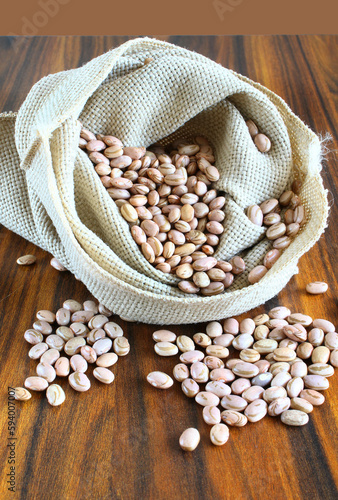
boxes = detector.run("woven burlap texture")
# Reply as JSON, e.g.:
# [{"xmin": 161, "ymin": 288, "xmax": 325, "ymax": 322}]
[{"xmin": 0, "ymin": 38, "xmax": 328, "ymax": 324}]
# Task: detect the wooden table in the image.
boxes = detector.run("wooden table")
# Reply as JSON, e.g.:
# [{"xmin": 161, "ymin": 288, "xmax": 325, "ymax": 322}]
[{"xmin": 0, "ymin": 36, "xmax": 337, "ymax": 500}]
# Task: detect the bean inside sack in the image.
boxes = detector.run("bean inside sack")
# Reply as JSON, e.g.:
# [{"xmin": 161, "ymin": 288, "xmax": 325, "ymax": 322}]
[{"xmin": 80, "ymin": 124, "xmax": 304, "ymax": 295}]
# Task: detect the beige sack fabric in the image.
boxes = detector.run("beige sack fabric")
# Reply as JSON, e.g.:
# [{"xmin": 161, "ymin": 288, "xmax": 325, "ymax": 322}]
[{"xmin": 0, "ymin": 37, "xmax": 328, "ymax": 324}]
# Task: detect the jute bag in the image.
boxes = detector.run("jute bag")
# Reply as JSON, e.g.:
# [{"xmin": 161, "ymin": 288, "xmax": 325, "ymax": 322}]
[{"xmin": 0, "ymin": 37, "xmax": 328, "ymax": 324}]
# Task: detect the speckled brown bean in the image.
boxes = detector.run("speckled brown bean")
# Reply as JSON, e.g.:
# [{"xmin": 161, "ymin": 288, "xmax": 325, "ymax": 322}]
[
  {"xmin": 213, "ymin": 334, "xmax": 235, "ymax": 347},
  {"xmin": 210, "ymin": 423, "xmax": 230, "ymax": 446},
  {"xmin": 330, "ymin": 350, "xmax": 338, "ymax": 367},
  {"xmin": 303, "ymin": 375, "xmax": 329, "ymax": 390},
  {"xmin": 230, "ymin": 257, "xmax": 245, "ymax": 275},
  {"xmin": 13, "ymin": 387, "xmax": 32, "ymax": 401},
  {"xmin": 308, "ymin": 329, "xmax": 325, "ymax": 347},
  {"xmin": 190, "ymin": 362, "xmax": 209, "ymax": 383},
  {"xmin": 204, "ymin": 356, "xmax": 224, "ymax": 370},
  {"xmin": 290, "ymin": 397, "xmax": 313, "ymax": 413},
  {"xmin": 223, "ymin": 318, "xmax": 239, "ymax": 335},
  {"xmin": 36, "ymin": 362, "xmax": 56, "ymax": 383},
  {"xmin": 173, "ymin": 364, "xmax": 190, "ymax": 382},
  {"xmin": 293, "ymin": 205, "xmax": 305, "ymax": 225},
  {"xmin": 24, "ymin": 329, "xmax": 44, "ymax": 345},
  {"xmin": 203, "ymin": 405, "xmax": 221, "ymax": 425},
  {"xmin": 70, "ymin": 354, "xmax": 88, "ymax": 373},
  {"xmin": 268, "ymin": 397, "xmax": 291, "ymax": 416},
  {"xmin": 28, "ymin": 343, "xmax": 48, "ymax": 360},
  {"xmin": 264, "ymin": 249, "xmax": 281, "ymax": 269},
  {"xmin": 178, "ymin": 281, "xmax": 200, "ymax": 294},
  {"xmin": 296, "ymin": 342, "xmax": 314, "ymax": 360},
  {"xmin": 24, "ymin": 376, "xmax": 48, "ymax": 391},
  {"xmin": 260, "ymin": 199, "xmax": 278, "ymax": 215},
  {"xmin": 231, "ymin": 378, "xmax": 251, "ymax": 395},
  {"xmin": 273, "ymin": 236, "xmax": 291, "ymax": 250},
  {"xmin": 244, "ymin": 399, "xmax": 268, "ymax": 422},
  {"xmin": 240, "ymin": 349, "xmax": 260, "ymax": 363},
  {"xmin": 193, "ymin": 333, "xmax": 212, "ymax": 347},
  {"xmin": 55, "ymin": 357, "xmax": 70, "ymax": 377},
  {"xmin": 206, "ymin": 321, "xmax": 223, "ymax": 338},
  {"xmin": 263, "ymin": 386, "xmax": 287, "ymax": 403},
  {"xmin": 56, "ymin": 308, "xmax": 71, "ymax": 326},
  {"xmin": 205, "ymin": 345, "xmax": 229, "ymax": 359},
  {"xmin": 242, "ymin": 386, "xmax": 264, "ymax": 403},
  {"xmin": 17, "ymin": 254, "xmax": 36, "ymax": 265},
  {"xmin": 33, "ymin": 320, "xmax": 53, "ymax": 335},
  {"xmin": 104, "ymin": 322, "xmax": 124, "ymax": 339},
  {"xmin": 205, "ymin": 381, "xmax": 231, "ymax": 398},
  {"xmin": 147, "ymin": 371, "xmax": 173, "ymax": 389},
  {"xmin": 232, "ymin": 362, "xmax": 259, "ymax": 378},
  {"xmin": 300, "ymin": 389, "xmax": 325, "ymax": 406},
  {"xmin": 254, "ymin": 325, "xmax": 270, "ymax": 341},
  {"xmin": 210, "ymin": 368, "xmax": 235, "ymax": 383},
  {"xmin": 179, "ymin": 428, "xmax": 200, "ymax": 451},
  {"xmin": 36, "ymin": 310, "xmax": 56, "ymax": 323},
  {"xmin": 325, "ymin": 332, "xmax": 338, "ymax": 350},
  {"xmin": 63, "ymin": 299, "xmax": 82, "ymax": 313},
  {"xmin": 46, "ymin": 384, "xmax": 66, "ymax": 406},
  {"xmin": 286, "ymin": 223, "xmax": 300, "ymax": 237},
  {"xmin": 113, "ymin": 337, "xmax": 130, "ymax": 356},
  {"xmin": 312, "ymin": 346, "xmax": 330, "ymax": 364},
  {"xmin": 264, "ymin": 213, "xmax": 281, "ymax": 226},
  {"xmin": 232, "ymin": 334, "xmax": 254, "ymax": 351},
  {"xmin": 246, "ymin": 119, "xmax": 259, "ymax": 137},
  {"xmin": 40, "ymin": 349, "xmax": 60, "ymax": 365},
  {"xmin": 254, "ymin": 134, "xmax": 271, "ymax": 153},
  {"xmin": 266, "ymin": 223, "xmax": 286, "ymax": 240},
  {"xmin": 69, "ymin": 372, "xmax": 91, "ymax": 391},
  {"xmin": 281, "ymin": 410, "xmax": 309, "ymax": 426},
  {"xmin": 247, "ymin": 205, "xmax": 263, "ymax": 226},
  {"xmin": 181, "ymin": 378, "xmax": 200, "ymax": 398},
  {"xmin": 248, "ymin": 266, "xmax": 268, "ymax": 284},
  {"xmin": 64, "ymin": 337, "xmax": 86, "ymax": 356},
  {"xmin": 306, "ymin": 282, "xmax": 328, "ymax": 294},
  {"xmin": 221, "ymin": 410, "xmax": 248, "ymax": 427}
]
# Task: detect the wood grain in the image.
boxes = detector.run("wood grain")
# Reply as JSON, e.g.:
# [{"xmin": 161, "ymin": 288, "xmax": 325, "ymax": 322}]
[{"xmin": 0, "ymin": 35, "xmax": 337, "ymax": 500}]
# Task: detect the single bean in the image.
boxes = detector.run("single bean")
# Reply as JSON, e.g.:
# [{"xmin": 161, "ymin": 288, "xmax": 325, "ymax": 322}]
[{"xmin": 179, "ymin": 428, "xmax": 200, "ymax": 451}]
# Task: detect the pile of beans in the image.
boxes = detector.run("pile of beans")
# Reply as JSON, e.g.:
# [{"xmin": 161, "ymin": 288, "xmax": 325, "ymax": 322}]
[
  {"xmin": 79, "ymin": 125, "xmax": 306, "ymax": 294},
  {"xmin": 246, "ymin": 119, "xmax": 271, "ymax": 153},
  {"xmin": 80, "ymin": 128, "xmax": 249, "ymax": 296},
  {"xmin": 147, "ymin": 302, "xmax": 337, "ymax": 450},
  {"xmin": 246, "ymin": 177, "xmax": 305, "ymax": 284},
  {"xmin": 13, "ymin": 299, "xmax": 130, "ymax": 406}
]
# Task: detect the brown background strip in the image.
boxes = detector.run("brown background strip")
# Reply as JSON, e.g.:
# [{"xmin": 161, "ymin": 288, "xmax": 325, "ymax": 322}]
[{"xmin": 1, "ymin": 0, "xmax": 338, "ymax": 36}]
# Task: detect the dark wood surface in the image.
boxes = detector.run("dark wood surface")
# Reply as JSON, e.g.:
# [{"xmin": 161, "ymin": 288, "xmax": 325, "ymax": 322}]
[{"xmin": 0, "ymin": 36, "xmax": 337, "ymax": 500}]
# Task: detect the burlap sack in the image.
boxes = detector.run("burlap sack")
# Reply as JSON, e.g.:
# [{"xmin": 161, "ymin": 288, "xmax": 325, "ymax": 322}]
[{"xmin": 0, "ymin": 37, "xmax": 328, "ymax": 324}]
